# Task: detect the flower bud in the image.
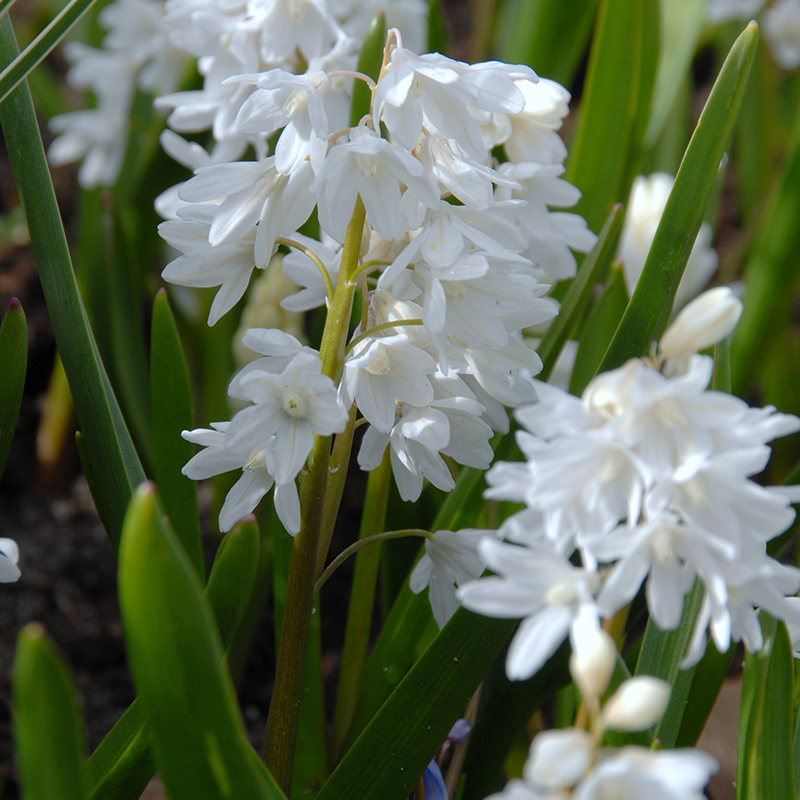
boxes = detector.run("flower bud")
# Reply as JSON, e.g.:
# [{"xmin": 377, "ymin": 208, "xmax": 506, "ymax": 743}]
[
  {"xmin": 659, "ymin": 286, "xmax": 743, "ymax": 360},
  {"xmin": 569, "ymin": 628, "xmax": 617, "ymax": 700},
  {"xmin": 601, "ymin": 676, "xmax": 671, "ymax": 732},
  {"xmin": 523, "ymin": 728, "xmax": 593, "ymax": 791}
]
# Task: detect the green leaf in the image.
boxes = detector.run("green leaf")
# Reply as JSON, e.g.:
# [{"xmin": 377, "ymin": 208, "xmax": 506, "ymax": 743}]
[
  {"xmin": 118, "ymin": 484, "xmax": 286, "ymax": 800},
  {"xmin": 85, "ymin": 518, "xmax": 261, "ymax": 800},
  {"xmin": 537, "ymin": 204, "xmax": 623, "ymax": 382},
  {"xmin": 568, "ymin": 263, "xmax": 628, "ymax": 395},
  {"xmin": 0, "ymin": 16, "xmax": 145, "ymax": 547},
  {"xmin": 0, "ymin": 297, "xmax": 26, "ymax": 480},
  {"xmin": 317, "ymin": 610, "xmax": 516, "ymax": 800},
  {"xmin": 737, "ymin": 615, "xmax": 795, "ymax": 800},
  {"xmin": 150, "ymin": 289, "xmax": 203, "ymax": 579},
  {"xmin": 0, "ymin": 0, "xmax": 98, "ymax": 104},
  {"xmin": 601, "ymin": 22, "xmax": 759, "ymax": 372},
  {"xmin": 565, "ymin": 0, "xmax": 659, "ymax": 234},
  {"xmin": 427, "ymin": 0, "xmax": 448, "ymax": 55},
  {"xmin": 13, "ymin": 623, "xmax": 87, "ymax": 800},
  {"xmin": 350, "ymin": 13, "xmax": 385, "ymax": 127},
  {"xmin": 732, "ymin": 102, "xmax": 800, "ymax": 396},
  {"xmin": 633, "ymin": 580, "xmax": 704, "ymax": 748},
  {"xmin": 461, "ymin": 642, "xmax": 571, "ymax": 800},
  {"xmin": 496, "ymin": 0, "xmax": 599, "ymax": 87},
  {"xmin": 675, "ymin": 640, "xmax": 735, "ymax": 748},
  {"xmin": 645, "ymin": 0, "xmax": 709, "ymax": 146}
]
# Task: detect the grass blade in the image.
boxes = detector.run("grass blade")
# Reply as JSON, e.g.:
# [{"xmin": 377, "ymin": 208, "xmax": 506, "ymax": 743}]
[
  {"xmin": 566, "ymin": 0, "xmax": 659, "ymax": 234},
  {"xmin": 600, "ymin": 22, "xmax": 759, "ymax": 372},
  {"xmin": 118, "ymin": 484, "xmax": 285, "ymax": 800},
  {"xmin": 13, "ymin": 623, "xmax": 87, "ymax": 800},
  {"xmin": 0, "ymin": 297, "xmax": 26, "ymax": 479},
  {"xmin": 0, "ymin": 0, "xmax": 98, "ymax": 104},
  {"xmin": 0, "ymin": 15, "xmax": 145, "ymax": 547},
  {"xmin": 150, "ymin": 289, "xmax": 202, "ymax": 579}
]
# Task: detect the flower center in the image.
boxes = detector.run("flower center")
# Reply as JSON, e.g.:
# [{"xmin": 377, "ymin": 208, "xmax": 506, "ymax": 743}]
[
  {"xmin": 544, "ymin": 581, "xmax": 577, "ymax": 607},
  {"xmin": 282, "ymin": 393, "xmax": 308, "ymax": 418},
  {"xmin": 365, "ymin": 344, "xmax": 392, "ymax": 375}
]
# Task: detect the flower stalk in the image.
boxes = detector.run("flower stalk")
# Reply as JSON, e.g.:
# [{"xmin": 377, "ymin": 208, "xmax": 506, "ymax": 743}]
[{"xmin": 262, "ymin": 197, "xmax": 366, "ymax": 790}]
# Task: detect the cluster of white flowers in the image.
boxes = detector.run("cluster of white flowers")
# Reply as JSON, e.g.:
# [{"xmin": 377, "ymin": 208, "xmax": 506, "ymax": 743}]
[
  {"xmin": 48, "ymin": 0, "xmax": 185, "ymax": 187},
  {"xmin": 48, "ymin": 0, "xmax": 428, "ymax": 189},
  {"xmin": 159, "ymin": 5, "xmax": 596, "ymax": 536},
  {"xmin": 486, "ymin": 627, "xmax": 718, "ymax": 800},
  {"xmin": 455, "ymin": 287, "xmax": 800, "ymax": 678}
]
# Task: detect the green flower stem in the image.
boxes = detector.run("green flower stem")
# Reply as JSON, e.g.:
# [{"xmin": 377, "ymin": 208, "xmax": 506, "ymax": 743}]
[
  {"xmin": 317, "ymin": 525, "xmax": 432, "ymax": 597},
  {"xmin": 275, "ymin": 237, "xmax": 334, "ymax": 302},
  {"xmin": 346, "ymin": 318, "xmax": 424, "ymax": 353},
  {"xmin": 316, "ymin": 403, "xmax": 358, "ymax": 578},
  {"xmin": 262, "ymin": 198, "xmax": 366, "ymax": 792},
  {"xmin": 330, "ymin": 452, "xmax": 394, "ymax": 762}
]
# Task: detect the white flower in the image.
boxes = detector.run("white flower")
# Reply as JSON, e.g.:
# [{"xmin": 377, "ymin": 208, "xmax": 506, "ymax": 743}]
[
  {"xmin": 409, "ymin": 529, "xmax": 486, "ymax": 628},
  {"xmin": 159, "ymin": 204, "xmax": 258, "ymax": 325},
  {"xmin": 342, "ymin": 333, "xmax": 436, "ymax": 434},
  {"xmin": 659, "ymin": 286, "xmax": 743, "ymax": 363},
  {"xmin": 523, "ymin": 728, "xmax": 594, "ymax": 792},
  {"xmin": 226, "ymin": 350, "xmax": 348, "ymax": 484},
  {"xmin": 457, "ymin": 538, "xmax": 601, "ymax": 680},
  {"xmin": 601, "ymin": 677, "xmax": 671, "ymax": 732},
  {"xmin": 500, "ymin": 77, "xmax": 571, "ymax": 165},
  {"xmin": 317, "ymin": 125, "xmax": 438, "ymax": 242},
  {"xmin": 764, "ymin": 0, "xmax": 800, "ymax": 70},
  {"xmin": 573, "ymin": 747, "xmax": 717, "ymax": 800},
  {"xmin": 0, "ymin": 539, "xmax": 20, "ymax": 583},
  {"xmin": 619, "ymin": 174, "xmax": 718, "ymax": 309}
]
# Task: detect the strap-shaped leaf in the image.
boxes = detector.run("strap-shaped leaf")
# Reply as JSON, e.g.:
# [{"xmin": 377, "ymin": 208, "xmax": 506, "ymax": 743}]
[
  {"xmin": 496, "ymin": 0, "xmax": 599, "ymax": 87},
  {"xmin": 0, "ymin": 0, "xmax": 98, "ymax": 103},
  {"xmin": 566, "ymin": 0, "xmax": 659, "ymax": 234},
  {"xmin": 13, "ymin": 623, "xmax": 87, "ymax": 800},
  {"xmin": 118, "ymin": 484, "xmax": 284, "ymax": 800},
  {"xmin": 600, "ymin": 22, "xmax": 759, "ymax": 372},
  {"xmin": 568, "ymin": 264, "xmax": 628, "ymax": 395},
  {"xmin": 633, "ymin": 580, "xmax": 704, "ymax": 749},
  {"xmin": 317, "ymin": 610, "xmax": 516, "ymax": 800},
  {"xmin": 0, "ymin": 16, "xmax": 145, "ymax": 547},
  {"xmin": 85, "ymin": 518, "xmax": 261, "ymax": 800},
  {"xmin": 0, "ymin": 297, "xmax": 26, "ymax": 479},
  {"xmin": 732, "ymin": 95, "xmax": 800, "ymax": 395},
  {"xmin": 461, "ymin": 642, "xmax": 571, "ymax": 800},
  {"xmin": 150, "ymin": 290, "xmax": 203, "ymax": 579},
  {"xmin": 737, "ymin": 614, "xmax": 795, "ymax": 800}
]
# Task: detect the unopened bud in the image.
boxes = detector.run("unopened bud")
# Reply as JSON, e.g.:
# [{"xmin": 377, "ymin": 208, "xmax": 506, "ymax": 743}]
[
  {"xmin": 659, "ymin": 286, "xmax": 743, "ymax": 360},
  {"xmin": 601, "ymin": 676, "xmax": 671, "ymax": 732},
  {"xmin": 570, "ymin": 628, "xmax": 617, "ymax": 700},
  {"xmin": 524, "ymin": 728, "xmax": 593, "ymax": 791}
]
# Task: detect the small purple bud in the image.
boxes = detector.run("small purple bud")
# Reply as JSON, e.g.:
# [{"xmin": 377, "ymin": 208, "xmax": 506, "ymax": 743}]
[{"xmin": 447, "ymin": 718, "xmax": 472, "ymax": 744}]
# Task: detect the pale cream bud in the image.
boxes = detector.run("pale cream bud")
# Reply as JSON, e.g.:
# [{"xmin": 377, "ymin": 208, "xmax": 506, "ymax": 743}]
[
  {"xmin": 601, "ymin": 676, "xmax": 671, "ymax": 732},
  {"xmin": 659, "ymin": 286, "xmax": 743, "ymax": 361},
  {"xmin": 570, "ymin": 628, "xmax": 617, "ymax": 700},
  {"xmin": 523, "ymin": 728, "xmax": 594, "ymax": 791}
]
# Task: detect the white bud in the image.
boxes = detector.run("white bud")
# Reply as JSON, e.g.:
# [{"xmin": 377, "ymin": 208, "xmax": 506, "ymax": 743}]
[
  {"xmin": 659, "ymin": 286, "xmax": 743, "ymax": 361},
  {"xmin": 569, "ymin": 628, "xmax": 617, "ymax": 700},
  {"xmin": 523, "ymin": 728, "xmax": 593, "ymax": 791},
  {"xmin": 601, "ymin": 676, "xmax": 671, "ymax": 732}
]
